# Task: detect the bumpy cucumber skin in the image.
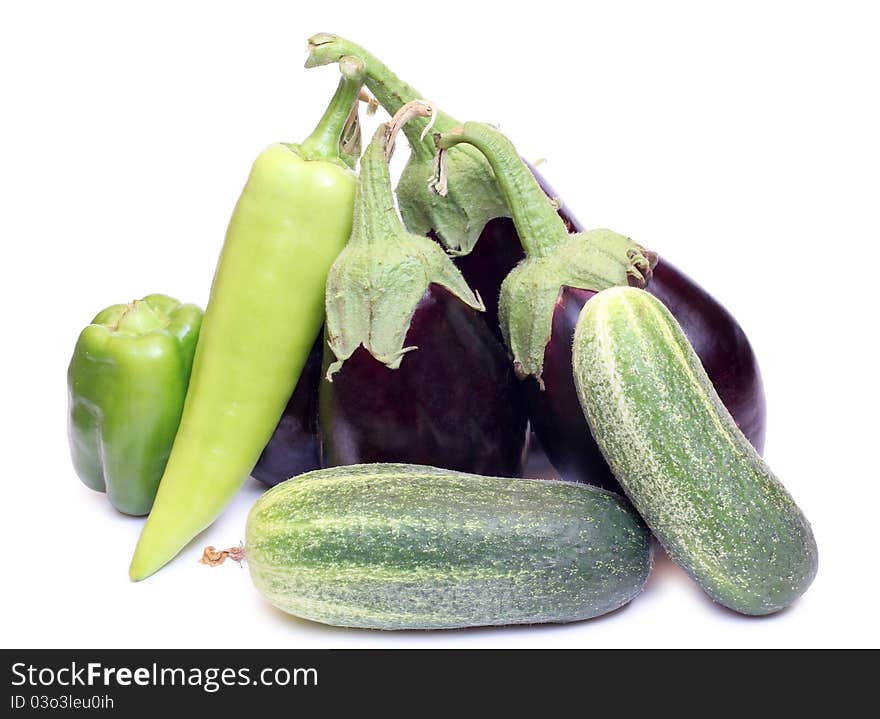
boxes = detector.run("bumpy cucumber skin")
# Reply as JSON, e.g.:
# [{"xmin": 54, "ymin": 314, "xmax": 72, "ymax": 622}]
[
  {"xmin": 573, "ymin": 287, "xmax": 817, "ymax": 615},
  {"xmin": 245, "ymin": 464, "xmax": 652, "ymax": 630}
]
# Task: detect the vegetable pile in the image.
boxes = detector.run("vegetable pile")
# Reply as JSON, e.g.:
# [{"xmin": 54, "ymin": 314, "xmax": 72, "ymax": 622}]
[{"xmin": 67, "ymin": 34, "xmax": 817, "ymax": 629}]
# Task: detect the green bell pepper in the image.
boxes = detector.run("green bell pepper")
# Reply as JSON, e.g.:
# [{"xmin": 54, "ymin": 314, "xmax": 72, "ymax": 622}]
[{"xmin": 67, "ymin": 294, "xmax": 203, "ymax": 516}]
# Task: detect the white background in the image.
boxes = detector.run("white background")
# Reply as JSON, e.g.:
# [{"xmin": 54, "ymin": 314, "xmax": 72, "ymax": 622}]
[{"xmin": 1, "ymin": 1, "xmax": 878, "ymax": 648}]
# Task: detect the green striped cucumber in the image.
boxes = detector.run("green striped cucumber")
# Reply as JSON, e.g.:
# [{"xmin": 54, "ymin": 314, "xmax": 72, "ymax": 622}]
[
  {"xmin": 572, "ymin": 286, "xmax": 817, "ymax": 615},
  {"xmin": 244, "ymin": 463, "xmax": 652, "ymax": 630}
]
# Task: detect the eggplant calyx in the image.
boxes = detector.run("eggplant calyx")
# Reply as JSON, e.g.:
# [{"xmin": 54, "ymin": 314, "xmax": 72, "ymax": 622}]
[
  {"xmin": 324, "ymin": 124, "xmax": 484, "ymax": 379},
  {"xmin": 396, "ymin": 138, "xmax": 509, "ymax": 256},
  {"xmin": 431, "ymin": 122, "xmax": 658, "ymax": 380},
  {"xmin": 385, "ymin": 100, "xmax": 508, "ymax": 256},
  {"xmin": 499, "ymin": 229, "xmax": 657, "ymax": 383},
  {"xmin": 324, "ymin": 236, "xmax": 484, "ymax": 378}
]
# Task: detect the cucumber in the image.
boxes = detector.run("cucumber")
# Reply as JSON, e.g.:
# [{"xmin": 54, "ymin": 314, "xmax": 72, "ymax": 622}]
[
  {"xmin": 244, "ymin": 463, "xmax": 652, "ymax": 630},
  {"xmin": 572, "ymin": 286, "xmax": 817, "ymax": 615}
]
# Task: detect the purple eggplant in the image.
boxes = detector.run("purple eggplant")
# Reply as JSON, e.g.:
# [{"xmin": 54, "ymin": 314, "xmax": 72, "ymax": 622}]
[
  {"xmin": 524, "ymin": 267, "xmax": 765, "ymax": 489},
  {"xmin": 307, "ymin": 35, "xmax": 764, "ymax": 485},
  {"xmin": 251, "ymin": 339, "xmax": 322, "ymax": 487},
  {"xmin": 647, "ymin": 260, "xmax": 765, "ymax": 451},
  {"xmin": 435, "ymin": 122, "xmax": 766, "ymax": 490},
  {"xmin": 436, "ymin": 219, "xmax": 520, "ymax": 334},
  {"xmin": 449, "ymin": 164, "xmax": 580, "ymax": 333},
  {"xmin": 321, "ymin": 285, "xmax": 527, "ymax": 473},
  {"xmin": 319, "ymin": 124, "xmax": 528, "ymax": 476}
]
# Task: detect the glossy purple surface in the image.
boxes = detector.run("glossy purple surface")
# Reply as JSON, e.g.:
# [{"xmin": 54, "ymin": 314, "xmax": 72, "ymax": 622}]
[
  {"xmin": 441, "ymin": 163, "xmax": 578, "ymax": 336},
  {"xmin": 526, "ymin": 261, "xmax": 766, "ymax": 490},
  {"xmin": 445, "ymin": 162, "xmax": 766, "ymax": 489},
  {"xmin": 251, "ymin": 339, "xmax": 322, "ymax": 487},
  {"xmin": 261, "ymin": 164, "xmax": 765, "ymax": 490},
  {"xmin": 319, "ymin": 284, "xmax": 528, "ymax": 476},
  {"xmin": 449, "ymin": 217, "xmax": 522, "ymax": 334},
  {"xmin": 254, "ymin": 163, "xmax": 562, "ymax": 484},
  {"xmin": 648, "ymin": 259, "xmax": 766, "ymax": 452}
]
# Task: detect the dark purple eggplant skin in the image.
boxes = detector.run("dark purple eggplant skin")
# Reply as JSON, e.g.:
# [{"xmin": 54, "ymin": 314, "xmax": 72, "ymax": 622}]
[
  {"xmin": 647, "ymin": 259, "xmax": 766, "ymax": 452},
  {"xmin": 447, "ymin": 217, "xmax": 522, "ymax": 334},
  {"xmin": 447, "ymin": 163, "xmax": 767, "ymax": 490},
  {"xmin": 251, "ymin": 339, "xmax": 323, "ymax": 487},
  {"xmin": 319, "ymin": 284, "xmax": 528, "ymax": 476},
  {"xmin": 255, "ymin": 170, "xmax": 552, "ymax": 484},
  {"xmin": 441, "ymin": 163, "xmax": 578, "ymax": 335},
  {"xmin": 525, "ymin": 261, "xmax": 767, "ymax": 491}
]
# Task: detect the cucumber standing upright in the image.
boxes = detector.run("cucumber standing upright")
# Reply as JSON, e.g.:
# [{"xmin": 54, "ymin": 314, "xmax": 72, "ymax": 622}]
[
  {"xmin": 572, "ymin": 286, "xmax": 817, "ymax": 615},
  {"xmin": 129, "ymin": 59, "xmax": 366, "ymax": 581}
]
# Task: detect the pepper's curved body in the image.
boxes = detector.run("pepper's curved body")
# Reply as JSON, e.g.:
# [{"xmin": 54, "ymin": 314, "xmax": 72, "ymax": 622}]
[
  {"xmin": 251, "ymin": 339, "xmax": 323, "ymax": 487},
  {"xmin": 129, "ymin": 63, "xmax": 364, "ymax": 580}
]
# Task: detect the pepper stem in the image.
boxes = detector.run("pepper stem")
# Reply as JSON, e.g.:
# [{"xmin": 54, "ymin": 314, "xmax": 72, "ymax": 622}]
[
  {"xmin": 434, "ymin": 123, "xmax": 570, "ymax": 258},
  {"xmin": 113, "ymin": 300, "xmax": 166, "ymax": 335},
  {"xmin": 306, "ymin": 33, "xmax": 459, "ymax": 160},
  {"xmin": 298, "ymin": 55, "xmax": 366, "ymax": 162}
]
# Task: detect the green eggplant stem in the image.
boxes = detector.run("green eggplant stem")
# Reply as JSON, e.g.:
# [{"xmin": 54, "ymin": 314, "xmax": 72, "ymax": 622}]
[
  {"xmin": 306, "ymin": 33, "xmax": 460, "ymax": 160},
  {"xmin": 348, "ymin": 125, "xmax": 401, "ymax": 243},
  {"xmin": 434, "ymin": 123, "xmax": 570, "ymax": 258},
  {"xmin": 430, "ymin": 123, "xmax": 656, "ymax": 381},
  {"xmin": 306, "ymin": 34, "xmax": 511, "ymax": 255},
  {"xmin": 323, "ymin": 123, "xmax": 482, "ymax": 376}
]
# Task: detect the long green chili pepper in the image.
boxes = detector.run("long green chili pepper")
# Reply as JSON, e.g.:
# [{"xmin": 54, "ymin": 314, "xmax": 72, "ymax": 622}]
[{"xmin": 129, "ymin": 58, "xmax": 365, "ymax": 581}]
